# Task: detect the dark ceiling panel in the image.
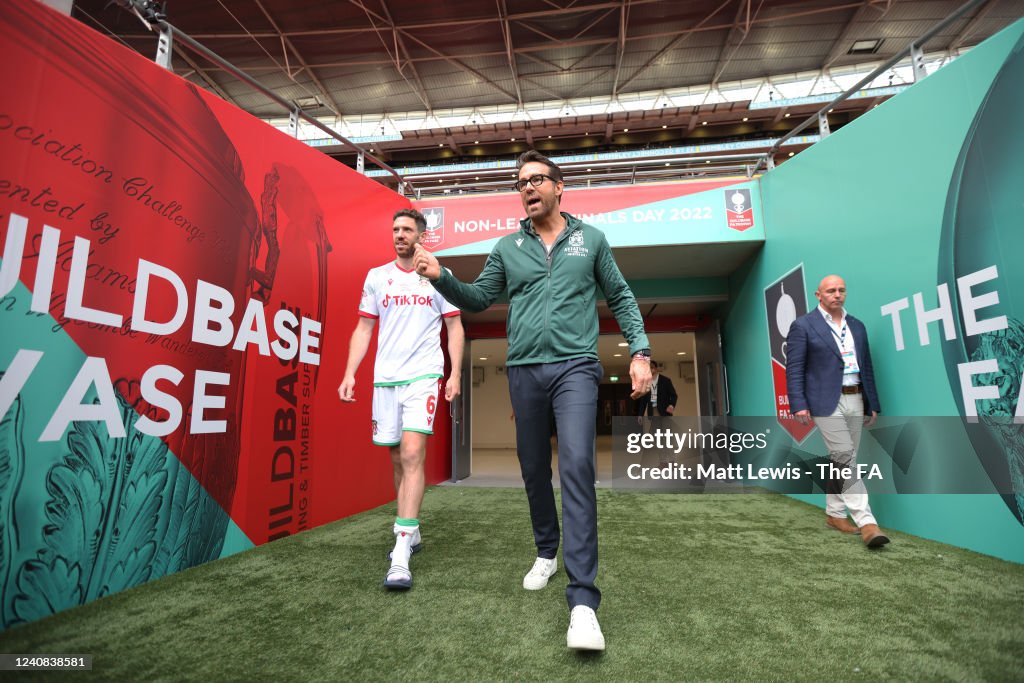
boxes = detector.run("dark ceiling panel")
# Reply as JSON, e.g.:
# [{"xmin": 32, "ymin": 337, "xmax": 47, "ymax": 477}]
[
  {"xmin": 66, "ymin": 0, "xmax": 1024, "ymax": 169},
  {"xmin": 72, "ymin": 0, "xmax": 1024, "ymax": 117}
]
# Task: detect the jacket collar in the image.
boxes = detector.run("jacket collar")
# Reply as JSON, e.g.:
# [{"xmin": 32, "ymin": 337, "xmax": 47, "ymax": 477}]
[
  {"xmin": 808, "ymin": 310, "xmax": 843, "ymax": 358},
  {"xmin": 520, "ymin": 211, "xmax": 580, "ymax": 236},
  {"xmin": 817, "ymin": 304, "xmax": 848, "ymax": 326}
]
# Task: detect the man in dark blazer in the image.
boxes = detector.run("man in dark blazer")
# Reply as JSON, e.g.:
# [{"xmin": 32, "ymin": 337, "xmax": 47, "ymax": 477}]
[
  {"xmin": 785, "ymin": 275, "xmax": 890, "ymax": 548},
  {"xmin": 635, "ymin": 360, "xmax": 678, "ymax": 417}
]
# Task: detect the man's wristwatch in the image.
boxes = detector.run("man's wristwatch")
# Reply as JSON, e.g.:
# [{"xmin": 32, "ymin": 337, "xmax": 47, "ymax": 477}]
[{"xmin": 631, "ymin": 349, "xmax": 651, "ymax": 361}]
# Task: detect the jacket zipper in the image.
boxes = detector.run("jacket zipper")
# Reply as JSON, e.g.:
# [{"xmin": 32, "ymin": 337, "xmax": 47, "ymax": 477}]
[
  {"xmin": 530, "ymin": 232, "xmax": 551, "ymax": 359},
  {"xmin": 537, "ymin": 220, "xmax": 574, "ymax": 360}
]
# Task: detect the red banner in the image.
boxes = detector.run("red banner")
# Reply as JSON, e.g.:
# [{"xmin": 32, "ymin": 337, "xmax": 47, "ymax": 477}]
[{"xmin": 0, "ymin": 0, "xmax": 440, "ymax": 580}]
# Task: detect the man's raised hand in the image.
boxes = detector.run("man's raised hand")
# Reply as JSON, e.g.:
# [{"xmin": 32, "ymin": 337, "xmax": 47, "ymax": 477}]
[{"xmin": 413, "ymin": 244, "xmax": 441, "ymax": 280}]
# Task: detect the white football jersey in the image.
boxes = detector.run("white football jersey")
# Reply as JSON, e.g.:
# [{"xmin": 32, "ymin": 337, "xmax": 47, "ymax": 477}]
[{"xmin": 359, "ymin": 262, "xmax": 459, "ymax": 386}]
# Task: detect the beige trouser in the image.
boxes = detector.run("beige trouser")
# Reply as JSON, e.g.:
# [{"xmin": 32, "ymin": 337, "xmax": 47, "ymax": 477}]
[{"xmin": 814, "ymin": 393, "xmax": 877, "ymax": 528}]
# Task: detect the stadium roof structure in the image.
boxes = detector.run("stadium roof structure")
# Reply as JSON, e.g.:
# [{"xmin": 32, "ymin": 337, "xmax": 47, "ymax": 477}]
[{"xmin": 73, "ymin": 0, "xmax": 1024, "ymax": 193}]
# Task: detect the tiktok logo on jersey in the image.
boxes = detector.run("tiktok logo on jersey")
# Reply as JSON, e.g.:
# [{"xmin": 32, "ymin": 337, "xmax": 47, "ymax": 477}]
[{"xmin": 381, "ymin": 294, "xmax": 434, "ymax": 308}]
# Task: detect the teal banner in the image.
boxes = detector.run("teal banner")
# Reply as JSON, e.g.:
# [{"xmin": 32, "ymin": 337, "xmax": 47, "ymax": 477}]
[{"xmin": 723, "ymin": 18, "xmax": 1024, "ymax": 562}]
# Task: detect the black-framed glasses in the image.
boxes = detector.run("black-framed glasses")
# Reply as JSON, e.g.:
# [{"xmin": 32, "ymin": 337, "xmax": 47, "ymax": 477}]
[{"xmin": 513, "ymin": 174, "xmax": 554, "ymax": 192}]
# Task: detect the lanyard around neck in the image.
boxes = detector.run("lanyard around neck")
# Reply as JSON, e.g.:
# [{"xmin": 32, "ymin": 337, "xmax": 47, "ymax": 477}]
[{"xmin": 829, "ymin": 319, "xmax": 848, "ymax": 347}]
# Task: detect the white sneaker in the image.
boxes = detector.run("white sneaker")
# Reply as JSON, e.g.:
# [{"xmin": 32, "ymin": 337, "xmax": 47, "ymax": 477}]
[
  {"xmin": 566, "ymin": 605, "xmax": 605, "ymax": 651},
  {"xmin": 522, "ymin": 557, "xmax": 558, "ymax": 590}
]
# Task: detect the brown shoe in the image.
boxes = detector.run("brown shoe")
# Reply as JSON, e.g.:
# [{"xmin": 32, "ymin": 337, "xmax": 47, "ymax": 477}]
[
  {"xmin": 826, "ymin": 516, "xmax": 858, "ymax": 534},
  {"xmin": 860, "ymin": 523, "xmax": 891, "ymax": 548}
]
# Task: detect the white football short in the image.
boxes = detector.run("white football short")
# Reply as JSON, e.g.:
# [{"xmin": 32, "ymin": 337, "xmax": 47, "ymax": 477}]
[{"xmin": 371, "ymin": 376, "xmax": 442, "ymax": 446}]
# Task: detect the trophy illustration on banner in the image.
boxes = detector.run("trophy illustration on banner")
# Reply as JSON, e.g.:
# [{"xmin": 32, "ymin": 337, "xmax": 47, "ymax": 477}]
[
  {"xmin": 426, "ymin": 209, "xmax": 442, "ymax": 230},
  {"xmin": 938, "ymin": 32, "xmax": 1024, "ymax": 526},
  {"xmin": 0, "ymin": 3, "xmax": 261, "ymax": 626},
  {"xmin": 775, "ymin": 282, "xmax": 798, "ymax": 362}
]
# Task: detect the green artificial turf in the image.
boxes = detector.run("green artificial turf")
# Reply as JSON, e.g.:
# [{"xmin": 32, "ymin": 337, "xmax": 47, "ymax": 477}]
[{"xmin": 1, "ymin": 488, "xmax": 1022, "ymax": 681}]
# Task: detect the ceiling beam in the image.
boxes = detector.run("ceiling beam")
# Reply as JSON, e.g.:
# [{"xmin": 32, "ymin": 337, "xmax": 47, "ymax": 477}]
[
  {"xmin": 525, "ymin": 64, "xmax": 611, "ymax": 80},
  {"xmin": 617, "ymin": 0, "xmax": 733, "ymax": 94},
  {"xmin": 520, "ymin": 43, "xmax": 613, "ymax": 99},
  {"xmin": 254, "ymin": 0, "xmax": 343, "ymax": 116},
  {"xmin": 565, "ymin": 62, "xmax": 618, "ymax": 99},
  {"xmin": 948, "ymin": 0, "xmax": 997, "ymax": 51},
  {"xmin": 497, "ymin": 0, "xmax": 524, "ymax": 108},
  {"xmin": 400, "ymin": 31, "xmax": 519, "ymax": 103},
  {"xmin": 517, "ymin": 21, "xmax": 561, "ymax": 43},
  {"xmin": 191, "ymin": 43, "xmax": 621, "ymax": 76},
  {"xmin": 517, "ymin": 74, "xmax": 568, "ymax": 101},
  {"xmin": 510, "ymin": 0, "xmax": 662, "ymax": 22},
  {"xmin": 568, "ymin": 7, "xmax": 618, "ymax": 41},
  {"xmin": 611, "ymin": 0, "xmax": 630, "ymax": 97},
  {"xmin": 119, "ymin": 1, "xmax": 868, "ymax": 42},
  {"xmin": 519, "ymin": 51, "xmax": 565, "ymax": 73},
  {"xmin": 506, "ymin": 7, "xmax": 616, "ymax": 49},
  {"xmin": 711, "ymin": 0, "xmax": 758, "ymax": 86},
  {"xmin": 350, "ymin": 0, "xmax": 518, "ymax": 104},
  {"xmin": 569, "ymin": 42, "xmax": 614, "ymax": 71},
  {"xmin": 375, "ymin": 0, "xmax": 434, "ymax": 111}
]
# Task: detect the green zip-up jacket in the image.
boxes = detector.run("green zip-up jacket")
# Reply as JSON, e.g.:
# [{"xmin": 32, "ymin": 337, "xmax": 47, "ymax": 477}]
[{"xmin": 432, "ymin": 212, "xmax": 650, "ymax": 366}]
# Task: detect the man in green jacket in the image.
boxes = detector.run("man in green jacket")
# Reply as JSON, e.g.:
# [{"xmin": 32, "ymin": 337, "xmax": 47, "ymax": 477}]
[{"xmin": 414, "ymin": 150, "xmax": 652, "ymax": 651}]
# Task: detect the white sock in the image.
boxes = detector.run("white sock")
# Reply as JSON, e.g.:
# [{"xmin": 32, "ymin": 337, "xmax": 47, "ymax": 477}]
[{"xmin": 391, "ymin": 525, "xmax": 419, "ymax": 567}]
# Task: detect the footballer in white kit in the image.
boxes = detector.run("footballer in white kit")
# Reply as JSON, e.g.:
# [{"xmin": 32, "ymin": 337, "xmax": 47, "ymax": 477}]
[
  {"xmin": 339, "ymin": 208, "xmax": 463, "ymax": 591},
  {"xmin": 359, "ymin": 261, "xmax": 460, "ymax": 444}
]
